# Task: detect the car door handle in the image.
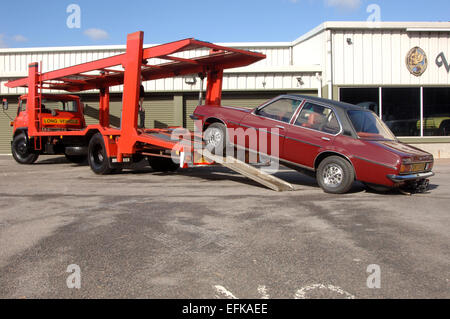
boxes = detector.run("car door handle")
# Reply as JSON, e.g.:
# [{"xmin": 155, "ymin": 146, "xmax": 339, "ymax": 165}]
[
  {"xmin": 275, "ymin": 125, "xmax": 285, "ymax": 130},
  {"xmin": 321, "ymin": 137, "xmax": 331, "ymax": 141}
]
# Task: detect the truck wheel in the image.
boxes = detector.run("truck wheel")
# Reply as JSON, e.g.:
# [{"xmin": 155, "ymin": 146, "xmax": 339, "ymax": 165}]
[
  {"xmin": 148, "ymin": 156, "xmax": 179, "ymax": 172},
  {"xmin": 317, "ymin": 156, "xmax": 355, "ymax": 194},
  {"xmin": 11, "ymin": 133, "xmax": 39, "ymax": 164},
  {"xmin": 204, "ymin": 123, "xmax": 228, "ymax": 156},
  {"xmin": 88, "ymin": 133, "xmax": 112, "ymax": 175},
  {"xmin": 65, "ymin": 154, "xmax": 87, "ymax": 164}
]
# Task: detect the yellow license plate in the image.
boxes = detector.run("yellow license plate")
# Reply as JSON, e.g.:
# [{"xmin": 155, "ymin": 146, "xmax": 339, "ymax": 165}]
[
  {"xmin": 43, "ymin": 118, "xmax": 80, "ymax": 125},
  {"xmin": 412, "ymin": 163, "xmax": 425, "ymax": 172}
]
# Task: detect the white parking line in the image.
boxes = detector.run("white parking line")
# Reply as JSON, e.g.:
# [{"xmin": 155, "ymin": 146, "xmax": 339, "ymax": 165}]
[
  {"xmin": 294, "ymin": 284, "xmax": 355, "ymax": 299},
  {"xmin": 257, "ymin": 285, "xmax": 270, "ymax": 299},
  {"xmin": 214, "ymin": 285, "xmax": 238, "ymax": 299}
]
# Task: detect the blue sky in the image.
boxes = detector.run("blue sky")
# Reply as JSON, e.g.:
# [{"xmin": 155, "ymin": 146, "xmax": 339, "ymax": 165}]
[{"xmin": 0, "ymin": 0, "xmax": 449, "ymax": 48}]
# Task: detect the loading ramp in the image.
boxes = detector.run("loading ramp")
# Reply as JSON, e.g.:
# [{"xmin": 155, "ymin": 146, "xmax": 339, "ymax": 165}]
[{"xmin": 201, "ymin": 150, "xmax": 295, "ymax": 192}]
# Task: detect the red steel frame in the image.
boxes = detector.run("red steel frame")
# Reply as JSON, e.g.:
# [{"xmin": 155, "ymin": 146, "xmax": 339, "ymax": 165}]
[{"xmin": 6, "ymin": 31, "xmax": 265, "ymax": 162}]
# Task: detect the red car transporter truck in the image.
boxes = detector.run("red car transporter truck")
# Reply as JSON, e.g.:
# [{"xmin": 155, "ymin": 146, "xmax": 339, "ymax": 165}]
[{"xmin": 2, "ymin": 31, "xmax": 265, "ymax": 174}]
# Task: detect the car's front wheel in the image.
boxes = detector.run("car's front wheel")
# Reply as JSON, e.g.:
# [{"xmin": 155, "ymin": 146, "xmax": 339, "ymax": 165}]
[
  {"xmin": 11, "ymin": 133, "xmax": 39, "ymax": 164},
  {"xmin": 317, "ymin": 156, "xmax": 355, "ymax": 194}
]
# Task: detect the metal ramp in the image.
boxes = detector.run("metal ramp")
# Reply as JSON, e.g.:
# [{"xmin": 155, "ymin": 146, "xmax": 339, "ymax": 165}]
[{"xmin": 202, "ymin": 151, "xmax": 295, "ymax": 192}]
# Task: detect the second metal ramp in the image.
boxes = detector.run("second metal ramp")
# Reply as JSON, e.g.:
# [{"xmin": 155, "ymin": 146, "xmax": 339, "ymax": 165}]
[{"xmin": 202, "ymin": 151, "xmax": 295, "ymax": 192}]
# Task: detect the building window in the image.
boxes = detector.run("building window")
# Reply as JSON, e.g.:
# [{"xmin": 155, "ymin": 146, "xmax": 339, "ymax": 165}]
[
  {"xmin": 340, "ymin": 86, "xmax": 450, "ymax": 138},
  {"xmin": 381, "ymin": 88, "xmax": 421, "ymax": 137},
  {"xmin": 423, "ymin": 87, "xmax": 450, "ymax": 136},
  {"xmin": 340, "ymin": 88, "xmax": 380, "ymax": 116}
]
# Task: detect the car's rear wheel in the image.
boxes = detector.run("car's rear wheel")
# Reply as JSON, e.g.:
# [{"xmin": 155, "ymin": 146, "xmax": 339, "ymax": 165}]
[
  {"xmin": 11, "ymin": 133, "xmax": 39, "ymax": 164},
  {"xmin": 148, "ymin": 156, "xmax": 179, "ymax": 172},
  {"xmin": 317, "ymin": 156, "xmax": 355, "ymax": 194},
  {"xmin": 204, "ymin": 123, "xmax": 228, "ymax": 156},
  {"xmin": 88, "ymin": 133, "xmax": 112, "ymax": 175}
]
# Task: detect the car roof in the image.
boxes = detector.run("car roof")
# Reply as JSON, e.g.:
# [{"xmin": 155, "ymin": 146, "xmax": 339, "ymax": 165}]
[{"xmin": 283, "ymin": 94, "xmax": 365, "ymax": 112}]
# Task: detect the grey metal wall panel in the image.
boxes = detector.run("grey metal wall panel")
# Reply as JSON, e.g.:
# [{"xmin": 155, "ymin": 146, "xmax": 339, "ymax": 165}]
[{"xmin": 0, "ymin": 97, "xmax": 18, "ymax": 154}]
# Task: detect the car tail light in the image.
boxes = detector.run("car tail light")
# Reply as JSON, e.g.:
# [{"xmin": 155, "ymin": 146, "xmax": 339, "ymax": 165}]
[
  {"xmin": 402, "ymin": 157, "xmax": 412, "ymax": 164},
  {"xmin": 10, "ymin": 121, "xmax": 14, "ymax": 127},
  {"xmin": 400, "ymin": 164, "xmax": 412, "ymax": 174},
  {"xmin": 425, "ymin": 162, "xmax": 433, "ymax": 171}
]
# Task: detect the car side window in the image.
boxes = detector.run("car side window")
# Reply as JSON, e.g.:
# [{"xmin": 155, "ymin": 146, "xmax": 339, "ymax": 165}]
[
  {"xmin": 255, "ymin": 98, "xmax": 301, "ymax": 123},
  {"xmin": 295, "ymin": 102, "xmax": 340, "ymax": 134}
]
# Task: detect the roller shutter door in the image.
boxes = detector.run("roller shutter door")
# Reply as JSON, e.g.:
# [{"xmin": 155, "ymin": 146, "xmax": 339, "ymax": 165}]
[
  {"xmin": 143, "ymin": 96, "xmax": 174, "ymax": 128},
  {"xmin": 80, "ymin": 95, "xmax": 174, "ymax": 129},
  {"xmin": 0, "ymin": 97, "xmax": 18, "ymax": 154}
]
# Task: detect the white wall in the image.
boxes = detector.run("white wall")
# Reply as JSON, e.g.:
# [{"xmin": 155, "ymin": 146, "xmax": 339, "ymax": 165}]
[
  {"xmin": 0, "ymin": 43, "xmax": 310, "ymax": 95},
  {"xmin": 332, "ymin": 30, "xmax": 450, "ymax": 86}
]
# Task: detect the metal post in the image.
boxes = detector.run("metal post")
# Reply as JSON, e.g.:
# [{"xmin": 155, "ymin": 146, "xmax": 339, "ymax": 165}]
[
  {"xmin": 205, "ymin": 69, "xmax": 223, "ymax": 106},
  {"xmin": 420, "ymin": 86, "xmax": 424, "ymax": 137},
  {"xmin": 198, "ymin": 73, "xmax": 205, "ymax": 106},
  {"xmin": 99, "ymin": 87, "xmax": 110, "ymax": 127},
  {"xmin": 117, "ymin": 31, "xmax": 144, "ymax": 159},
  {"xmin": 27, "ymin": 63, "xmax": 39, "ymax": 136}
]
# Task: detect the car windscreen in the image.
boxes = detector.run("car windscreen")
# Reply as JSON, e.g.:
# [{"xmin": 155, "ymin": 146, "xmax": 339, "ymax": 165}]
[{"xmin": 347, "ymin": 110, "xmax": 396, "ymax": 140}]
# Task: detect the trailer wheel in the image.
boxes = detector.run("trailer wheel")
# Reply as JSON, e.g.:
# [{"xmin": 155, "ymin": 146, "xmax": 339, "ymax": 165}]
[
  {"xmin": 316, "ymin": 156, "xmax": 355, "ymax": 194},
  {"xmin": 88, "ymin": 133, "xmax": 112, "ymax": 175},
  {"xmin": 11, "ymin": 133, "xmax": 39, "ymax": 164},
  {"xmin": 65, "ymin": 154, "xmax": 87, "ymax": 164},
  {"xmin": 148, "ymin": 156, "xmax": 179, "ymax": 172}
]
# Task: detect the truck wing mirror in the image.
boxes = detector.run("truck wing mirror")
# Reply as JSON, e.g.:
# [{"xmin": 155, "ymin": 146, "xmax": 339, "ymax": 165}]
[{"xmin": 2, "ymin": 98, "xmax": 8, "ymax": 111}]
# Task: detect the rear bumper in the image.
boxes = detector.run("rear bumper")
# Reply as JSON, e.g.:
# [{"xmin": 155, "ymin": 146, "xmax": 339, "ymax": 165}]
[{"xmin": 387, "ymin": 171, "xmax": 435, "ymax": 183}]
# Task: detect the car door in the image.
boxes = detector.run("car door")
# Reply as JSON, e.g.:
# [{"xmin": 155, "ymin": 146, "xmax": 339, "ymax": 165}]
[
  {"xmin": 284, "ymin": 102, "xmax": 342, "ymax": 168},
  {"xmin": 237, "ymin": 97, "xmax": 303, "ymax": 157}
]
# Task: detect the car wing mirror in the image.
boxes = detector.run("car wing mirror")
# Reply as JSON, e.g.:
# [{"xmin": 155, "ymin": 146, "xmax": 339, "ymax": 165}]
[{"xmin": 2, "ymin": 98, "xmax": 8, "ymax": 111}]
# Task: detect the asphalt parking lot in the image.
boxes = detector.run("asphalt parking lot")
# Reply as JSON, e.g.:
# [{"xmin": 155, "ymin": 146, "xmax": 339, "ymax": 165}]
[{"xmin": 0, "ymin": 155, "xmax": 449, "ymax": 299}]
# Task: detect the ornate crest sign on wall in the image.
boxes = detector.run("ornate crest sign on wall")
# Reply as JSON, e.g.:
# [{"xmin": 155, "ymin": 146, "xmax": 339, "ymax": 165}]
[{"xmin": 406, "ymin": 47, "xmax": 428, "ymax": 76}]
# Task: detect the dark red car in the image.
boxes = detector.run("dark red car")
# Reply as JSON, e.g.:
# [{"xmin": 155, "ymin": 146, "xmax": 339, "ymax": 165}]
[{"xmin": 192, "ymin": 95, "xmax": 434, "ymax": 194}]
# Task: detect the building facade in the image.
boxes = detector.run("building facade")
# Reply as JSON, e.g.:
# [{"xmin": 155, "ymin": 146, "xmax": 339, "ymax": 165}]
[{"xmin": 1, "ymin": 21, "xmax": 449, "ymax": 157}]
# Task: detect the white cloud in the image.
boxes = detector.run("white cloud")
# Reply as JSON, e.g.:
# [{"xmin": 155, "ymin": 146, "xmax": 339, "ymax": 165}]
[
  {"xmin": 325, "ymin": 0, "xmax": 362, "ymax": 10},
  {"xmin": 13, "ymin": 34, "xmax": 28, "ymax": 42},
  {"xmin": 84, "ymin": 28, "xmax": 109, "ymax": 41},
  {"xmin": 0, "ymin": 34, "xmax": 7, "ymax": 48}
]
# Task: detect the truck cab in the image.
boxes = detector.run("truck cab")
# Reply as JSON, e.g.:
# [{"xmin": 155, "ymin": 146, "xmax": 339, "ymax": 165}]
[
  {"xmin": 8, "ymin": 94, "xmax": 87, "ymax": 164},
  {"xmin": 13, "ymin": 94, "xmax": 85, "ymax": 132}
]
